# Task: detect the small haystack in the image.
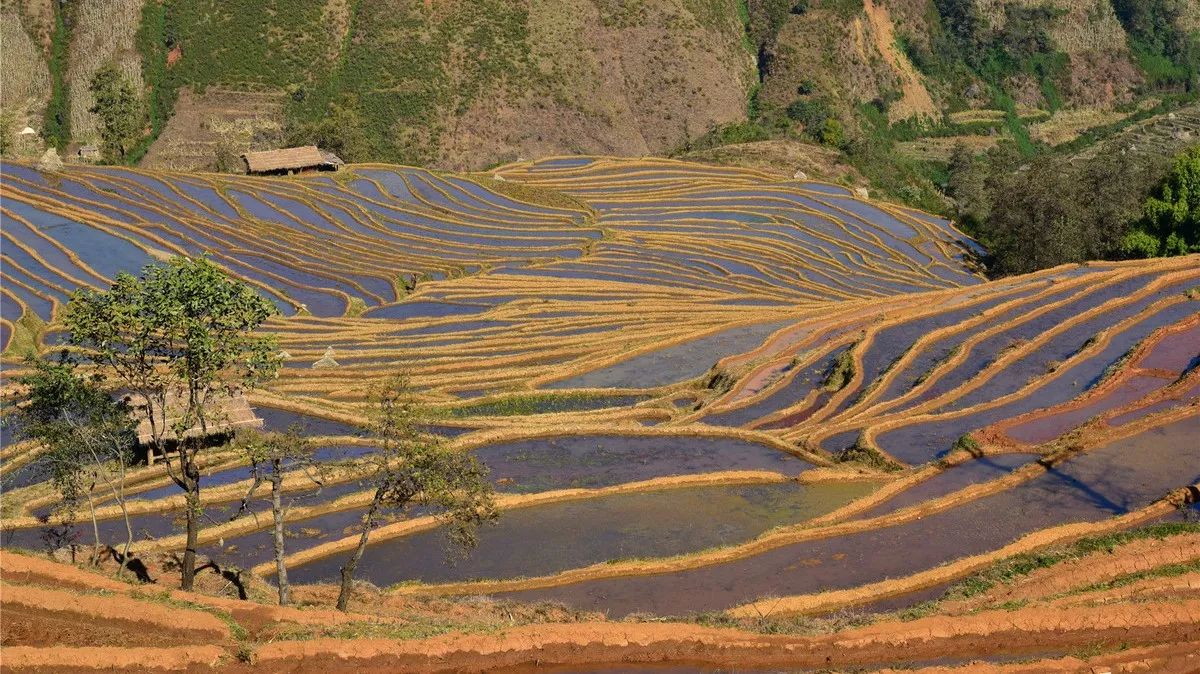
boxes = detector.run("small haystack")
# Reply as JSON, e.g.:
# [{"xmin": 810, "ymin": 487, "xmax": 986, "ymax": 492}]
[
  {"xmin": 312, "ymin": 346, "xmax": 339, "ymax": 369},
  {"xmin": 36, "ymin": 147, "xmax": 63, "ymax": 172}
]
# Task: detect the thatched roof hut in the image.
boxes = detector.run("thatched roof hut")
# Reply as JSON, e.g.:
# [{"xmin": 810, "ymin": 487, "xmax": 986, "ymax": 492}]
[
  {"xmin": 126, "ymin": 391, "xmax": 263, "ymax": 457},
  {"xmin": 242, "ymin": 146, "xmax": 343, "ymax": 175}
]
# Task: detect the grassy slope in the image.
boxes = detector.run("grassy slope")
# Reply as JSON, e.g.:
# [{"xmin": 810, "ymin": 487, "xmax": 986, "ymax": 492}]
[
  {"xmin": 140, "ymin": 0, "xmax": 750, "ymax": 170},
  {"xmin": 13, "ymin": 0, "xmax": 1194, "ymax": 198}
]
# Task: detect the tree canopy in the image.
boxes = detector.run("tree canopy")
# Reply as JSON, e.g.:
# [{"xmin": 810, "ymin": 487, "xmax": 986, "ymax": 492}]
[
  {"xmin": 1133, "ymin": 145, "xmax": 1200, "ymax": 256},
  {"xmin": 64, "ymin": 255, "xmax": 280, "ymax": 590},
  {"xmin": 89, "ymin": 63, "xmax": 145, "ymax": 162}
]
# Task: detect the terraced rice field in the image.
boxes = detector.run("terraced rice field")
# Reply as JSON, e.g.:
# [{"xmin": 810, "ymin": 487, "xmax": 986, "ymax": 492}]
[{"xmin": 1, "ymin": 156, "xmax": 1197, "ymax": 623}]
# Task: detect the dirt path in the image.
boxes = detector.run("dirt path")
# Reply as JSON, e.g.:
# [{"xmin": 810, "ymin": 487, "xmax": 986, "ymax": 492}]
[
  {"xmin": 0, "ymin": 645, "xmax": 226, "ymax": 672},
  {"xmin": 0, "ymin": 604, "xmax": 219, "ymax": 649},
  {"xmin": 0, "ymin": 583, "xmax": 230, "ymax": 640},
  {"xmin": 863, "ymin": 0, "xmax": 936, "ymax": 122},
  {"xmin": 3, "ymin": 545, "xmax": 1199, "ymax": 672},
  {"xmin": 244, "ymin": 601, "xmax": 1200, "ymax": 672},
  {"xmin": 872, "ymin": 640, "xmax": 1200, "ymax": 673}
]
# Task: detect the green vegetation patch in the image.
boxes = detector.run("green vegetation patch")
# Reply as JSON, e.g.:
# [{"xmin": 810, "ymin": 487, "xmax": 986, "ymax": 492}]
[
  {"xmin": 945, "ymin": 521, "xmax": 1200, "ymax": 600},
  {"xmin": 42, "ymin": 5, "xmax": 72, "ymax": 149},
  {"xmin": 838, "ymin": 434, "xmax": 903, "ymax": 473},
  {"xmin": 441, "ymin": 392, "xmax": 643, "ymax": 418},
  {"xmin": 288, "ymin": 0, "xmax": 533, "ymax": 164},
  {"xmin": 462, "ymin": 176, "xmax": 592, "ymax": 215},
  {"xmin": 269, "ymin": 617, "xmax": 502, "ymax": 642},
  {"xmin": 821, "ymin": 345, "xmax": 856, "ymax": 392},
  {"xmin": 1066, "ymin": 558, "xmax": 1200, "ymax": 597},
  {"xmin": 165, "ymin": 0, "xmax": 332, "ymax": 89}
]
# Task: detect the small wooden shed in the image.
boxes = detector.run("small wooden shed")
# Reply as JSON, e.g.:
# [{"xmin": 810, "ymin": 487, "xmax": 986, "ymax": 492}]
[{"xmin": 241, "ymin": 146, "xmax": 343, "ymax": 175}]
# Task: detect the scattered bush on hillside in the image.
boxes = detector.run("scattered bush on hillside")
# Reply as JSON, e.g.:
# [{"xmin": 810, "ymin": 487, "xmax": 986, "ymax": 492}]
[
  {"xmin": 1112, "ymin": 0, "xmax": 1200, "ymax": 90},
  {"xmin": 131, "ymin": 0, "xmax": 178, "ymax": 163},
  {"xmin": 686, "ymin": 121, "xmax": 773, "ymax": 153},
  {"xmin": 0, "ymin": 109, "xmax": 16, "ymax": 157},
  {"xmin": 785, "ymin": 97, "xmax": 836, "ymax": 142},
  {"xmin": 284, "ymin": 97, "xmax": 372, "ymax": 163},
  {"xmin": 1125, "ymin": 145, "xmax": 1200, "ymax": 256}
]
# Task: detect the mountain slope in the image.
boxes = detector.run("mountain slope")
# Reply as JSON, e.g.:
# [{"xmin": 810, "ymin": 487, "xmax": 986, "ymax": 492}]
[{"xmin": 1, "ymin": 0, "xmax": 1195, "ymax": 171}]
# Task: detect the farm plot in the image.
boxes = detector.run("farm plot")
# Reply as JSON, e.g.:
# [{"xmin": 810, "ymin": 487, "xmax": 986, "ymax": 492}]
[{"xmin": 2, "ymin": 155, "xmax": 1198, "ymax": 625}]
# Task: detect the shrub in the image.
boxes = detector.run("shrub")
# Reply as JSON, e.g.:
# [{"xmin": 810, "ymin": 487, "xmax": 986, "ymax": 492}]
[{"xmin": 1138, "ymin": 146, "xmax": 1200, "ymax": 254}]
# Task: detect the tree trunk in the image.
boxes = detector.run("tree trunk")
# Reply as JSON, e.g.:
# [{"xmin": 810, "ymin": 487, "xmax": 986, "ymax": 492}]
[
  {"xmin": 116, "ymin": 464, "xmax": 132, "ymax": 580},
  {"xmin": 86, "ymin": 488, "xmax": 101, "ymax": 565},
  {"xmin": 181, "ymin": 487, "xmax": 199, "ymax": 590},
  {"xmin": 117, "ymin": 493, "xmax": 133, "ymax": 580},
  {"xmin": 336, "ymin": 486, "xmax": 384, "ymax": 612},
  {"xmin": 92, "ymin": 448, "xmax": 132, "ymax": 579},
  {"xmin": 271, "ymin": 461, "xmax": 289, "ymax": 606},
  {"xmin": 180, "ymin": 453, "xmax": 201, "ymax": 590}
]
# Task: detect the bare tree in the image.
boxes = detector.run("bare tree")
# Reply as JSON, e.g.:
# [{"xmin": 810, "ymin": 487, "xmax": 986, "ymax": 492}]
[
  {"xmin": 16, "ymin": 356, "xmax": 138, "ymax": 577},
  {"xmin": 232, "ymin": 427, "xmax": 321, "ymax": 605},
  {"xmin": 336, "ymin": 375, "xmax": 497, "ymax": 612}
]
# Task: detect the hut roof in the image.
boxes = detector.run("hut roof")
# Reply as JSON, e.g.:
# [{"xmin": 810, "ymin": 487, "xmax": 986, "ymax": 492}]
[
  {"xmin": 242, "ymin": 146, "xmax": 328, "ymax": 173},
  {"xmin": 128, "ymin": 391, "xmax": 263, "ymax": 445}
]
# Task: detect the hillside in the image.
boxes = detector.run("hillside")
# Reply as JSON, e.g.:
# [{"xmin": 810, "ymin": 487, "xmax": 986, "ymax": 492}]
[{"xmin": 1, "ymin": 0, "xmax": 1196, "ymax": 173}]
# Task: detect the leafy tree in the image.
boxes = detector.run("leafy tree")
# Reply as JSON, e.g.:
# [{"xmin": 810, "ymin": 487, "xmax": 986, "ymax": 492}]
[
  {"xmin": 336, "ymin": 374, "xmax": 496, "ymax": 612},
  {"xmin": 284, "ymin": 97, "xmax": 371, "ymax": 163},
  {"xmin": 958, "ymin": 144, "xmax": 1167, "ymax": 275},
  {"xmin": 64, "ymin": 256, "xmax": 280, "ymax": 590},
  {"xmin": 1112, "ymin": 0, "xmax": 1200, "ymax": 89},
  {"xmin": 88, "ymin": 63, "xmax": 144, "ymax": 163},
  {"xmin": 994, "ymin": 5, "xmax": 1058, "ymax": 65},
  {"xmin": 980, "ymin": 156, "xmax": 1083, "ymax": 275},
  {"xmin": 1140, "ymin": 146, "xmax": 1200, "ymax": 254},
  {"xmin": 785, "ymin": 97, "xmax": 832, "ymax": 133},
  {"xmin": 934, "ymin": 0, "xmax": 985, "ymax": 64},
  {"xmin": 1120, "ymin": 229, "xmax": 1161, "ymax": 258},
  {"xmin": 945, "ymin": 143, "xmax": 988, "ymax": 227},
  {"xmin": 232, "ymin": 428, "xmax": 321, "ymax": 605},
  {"xmin": 16, "ymin": 356, "xmax": 138, "ymax": 575}
]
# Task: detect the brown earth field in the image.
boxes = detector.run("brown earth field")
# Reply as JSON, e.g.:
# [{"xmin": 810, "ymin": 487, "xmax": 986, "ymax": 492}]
[{"xmin": 2, "ymin": 515, "xmax": 1199, "ymax": 674}]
